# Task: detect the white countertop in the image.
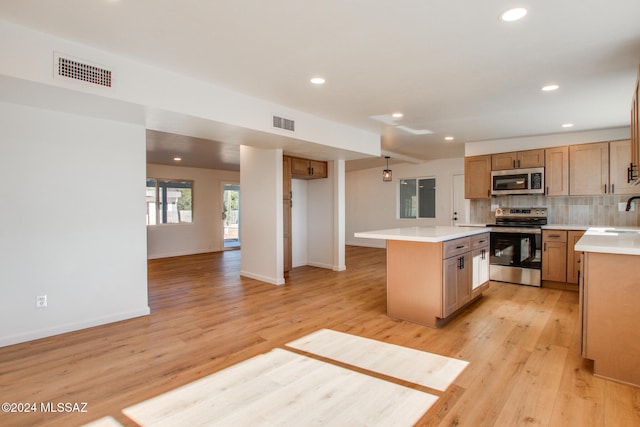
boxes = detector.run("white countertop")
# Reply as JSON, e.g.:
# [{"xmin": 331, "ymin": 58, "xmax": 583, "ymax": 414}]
[
  {"xmin": 542, "ymin": 224, "xmax": 590, "ymax": 231},
  {"xmin": 354, "ymin": 226, "xmax": 491, "ymax": 243},
  {"xmin": 575, "ymin": 226, "xmax": 640, "ymax": 255}
]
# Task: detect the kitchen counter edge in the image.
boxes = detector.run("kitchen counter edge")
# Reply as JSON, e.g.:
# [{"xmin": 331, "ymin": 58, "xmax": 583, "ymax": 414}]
[{"xmin": 354, "ymin": 226, "xmax": 491, "ymax": 243}]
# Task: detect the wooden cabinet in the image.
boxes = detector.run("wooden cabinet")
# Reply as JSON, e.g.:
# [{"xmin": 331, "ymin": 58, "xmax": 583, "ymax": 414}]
[
  {"xmin": 385, "ymin": 232, "xmax": 489, "ymax": 328},
  {"xmin": 567, "ymin": 230, "xmax": 585, "ymax": 284},
  {"xmin": 580, "ymin": 251, "xmax": 640, "ymax": 386},
  {"xmin": 283, "ymin": 156, "xmax": 292, "ymax": 275},
  {"xmin": 464, "ymin": 155, "xmax": 491, "ymax": 199},
  {"xmin": 545, "ymin": 146, "xmax": 569, "ymax": 196},
  {"xmin": 609, "ymin": 139, "xmax": 637, "ymax": 195},
  {"xmin": 542, "ymin": 228, "xmax": 585, "ymax": 291},
  {"xmin": 542, "ymin": 230, "xmax": 568, "ymax": 283},
  {"xmin": 630, "ymin": 65, "xmax": 639, "ymax": 183},
  {"xmin": 290, "ymin": 157, "xmax": 327, "ymax": 179},
  {"xmin": 442, "ymin": 237, "xmax": 472, "ymax": 317},
  {"xmin": 491, "ymin": 149, "xmax": 545, "ymax": 170},
  {"xmin": 569, "ymin": 142, "xmax": 610, "ymax": 195}
]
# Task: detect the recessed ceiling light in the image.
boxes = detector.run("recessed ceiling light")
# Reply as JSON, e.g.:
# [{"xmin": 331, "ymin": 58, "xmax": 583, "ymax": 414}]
[
  {"xmin": 310, "ymin": 77, "xmax": 325, "ymax": 85},
  {"xmin": 392, "ymin": 112, "xmax": 403, "ymax": 118},
  {"xmin": 173, "ymin": 157, "xmax": 182, "ymax": 161},
  {"xmin": 561, "ymin": 123, "xmax": 574, "ymax": 128},
  {"xmin": 500, "ymin": 7, "xmax": 528, "ymax": 22},
  {"xmin": 542, "ymin": 84, "xmax": 559, "ymax": 92},
  {"xmin": 445, "ymin": 136, "xmax": 454, "ymax": 141}
]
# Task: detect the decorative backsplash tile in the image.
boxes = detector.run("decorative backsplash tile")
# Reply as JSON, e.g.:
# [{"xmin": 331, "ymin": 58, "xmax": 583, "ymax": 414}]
[{"xmin": 470, "ymin": 195, "xmax": 640, "ymax": 226}]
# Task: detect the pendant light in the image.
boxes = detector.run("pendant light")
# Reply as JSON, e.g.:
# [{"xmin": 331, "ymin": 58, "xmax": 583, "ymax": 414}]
[{"xmin": 382, "ymin": 156, "xmax": 392, "ymax": 182}]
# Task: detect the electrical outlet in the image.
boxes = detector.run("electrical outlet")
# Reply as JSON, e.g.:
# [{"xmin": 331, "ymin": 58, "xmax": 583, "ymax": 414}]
[{"xmin": 36, "ymin": 295, "xmax": 47, "ymax": 308}]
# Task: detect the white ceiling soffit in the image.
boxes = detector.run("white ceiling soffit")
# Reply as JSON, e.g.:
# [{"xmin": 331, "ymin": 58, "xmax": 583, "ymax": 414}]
[{"xmin": 0, "ymin": 0, "xmax": 639, "ymax": 170}]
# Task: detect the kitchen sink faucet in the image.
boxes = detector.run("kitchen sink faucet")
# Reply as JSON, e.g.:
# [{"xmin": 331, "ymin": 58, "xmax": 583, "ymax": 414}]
[{"xmin": 625, "ymin": 196, "xmax": 640, "ymax": 211}]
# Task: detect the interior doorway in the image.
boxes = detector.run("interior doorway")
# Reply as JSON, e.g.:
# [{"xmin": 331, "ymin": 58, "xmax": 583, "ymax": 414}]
[{"xmin": 222, "ymin": 183, "xmax": 240, "ymax": 249}]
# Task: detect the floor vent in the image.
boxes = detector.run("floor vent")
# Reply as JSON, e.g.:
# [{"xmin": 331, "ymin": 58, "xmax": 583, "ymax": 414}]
[
  {"xmin": 55, "ymin": 54, "xmax": 112, "ymax": 88},
  {"xmin": 273, "ymin": 115, "xmax": 295, "ymax": 132}
]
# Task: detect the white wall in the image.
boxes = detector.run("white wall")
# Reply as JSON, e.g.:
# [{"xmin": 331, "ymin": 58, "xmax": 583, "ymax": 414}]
[
  {"xmin": 307, "ymin": 165, "xmax": 336, "ymax": 269},
  {"xmin": 346, "ymin": 158, "xmax": 464, "ymax": 248},
  {"xmin": 0, "ymin": 20, "xmax": 380, "ymax": 158},
  {"xmin": 240, "ymin": 146, "xmax": 284, "ymax": 285},
  {"xmin": 291, "ymin": 179, "xmax": 308, "ymax": 267},
  {"xmin": 146, "ymin": 164, "xmax": 240, "ymax": 258},
  {"xmin": 0, "ymin": 102, "xmax": 149, "ymax": 347}
]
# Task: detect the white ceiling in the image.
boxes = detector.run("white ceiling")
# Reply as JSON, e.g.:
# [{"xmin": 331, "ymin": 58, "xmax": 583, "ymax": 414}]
[{"xmin": 1, "ymin": 0, "xmax": 639, "ymax": 171}]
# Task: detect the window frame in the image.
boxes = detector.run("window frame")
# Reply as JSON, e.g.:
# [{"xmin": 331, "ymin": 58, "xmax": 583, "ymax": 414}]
[
  {"xmin": 146, "ymin": 178, "xmax": 194, "ymax": 226},
  {"xmin": 397, "ymin": 176, "xmax": 437, "ymax": 220}
]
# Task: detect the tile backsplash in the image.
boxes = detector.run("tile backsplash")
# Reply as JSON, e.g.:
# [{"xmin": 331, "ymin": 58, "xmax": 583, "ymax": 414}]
[{"xmin": 470, "ymin": 194, "xmax": 640, "ymax": 226}]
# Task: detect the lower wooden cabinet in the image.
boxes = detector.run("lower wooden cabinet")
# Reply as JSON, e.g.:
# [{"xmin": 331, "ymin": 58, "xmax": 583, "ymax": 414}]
[
  {"xmin": 386, "ymin": 232, "xmax": 490, "ymax": 328},
  {"xmin": 542, "ymin": 230, "xmax": 568, "ymax": 282},
  {"xmin": 542, "ymin": 229, "xmax": 585, "ymax": 290}
]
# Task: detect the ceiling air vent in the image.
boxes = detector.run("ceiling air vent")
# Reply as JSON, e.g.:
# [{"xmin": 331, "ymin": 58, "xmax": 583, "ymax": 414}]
[
  {"xmin": 55, "ymin": 53, "xmax": 112, "ymax": 88},
  {"xmin": 273, "ymin": 115, "xmax": 295, "ymax": 132}
]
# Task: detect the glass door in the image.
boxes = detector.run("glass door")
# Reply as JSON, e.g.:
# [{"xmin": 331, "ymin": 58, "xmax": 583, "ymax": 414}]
[{"xmin": 222, "ymin": 183, "xmax": 240, "ymax": 249}]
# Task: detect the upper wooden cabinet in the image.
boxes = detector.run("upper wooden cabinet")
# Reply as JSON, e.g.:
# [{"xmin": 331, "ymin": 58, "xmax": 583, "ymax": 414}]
[
  {"xmin": 545, "ymin": 146, "xmax": 569, "ymax": 196},
  {"xmin": 464, "ymin": 155, "xmax": 491, "ymax": 199},
  {"xmin": 609, "ymin": 139, "xmax": 637, "ymax": 195},
  {"xmin": 290, "ymin": 156, "xmax": 328, "ymax": 179},
  {"xmin": 491, "ymin": 149, "xmax": 545, "ymax": 170},
  {"xmin": 569, "ymin": 142, "xmax": 610, "ymax": 195},
  {"xmin": 630, "ymin": 65, "xmax": 640, "ymax": 182}
]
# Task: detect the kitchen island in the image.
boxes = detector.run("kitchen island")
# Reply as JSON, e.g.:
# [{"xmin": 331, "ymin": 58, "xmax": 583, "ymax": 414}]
[
  {"xmin": 575, "ymin": 227, "xmax": 640, "ymax": 387},
  {"xmin": 355, "ymin": 226, "xmax": 491, "ymax": 327}
]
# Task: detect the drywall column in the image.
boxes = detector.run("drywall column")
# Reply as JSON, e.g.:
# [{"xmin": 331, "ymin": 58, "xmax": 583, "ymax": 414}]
[
  {"xmin": 239, "ymin": 145, "xmax": 284, "ymax": 285},
  {"xmin": 333, "ymin": 159, "xmax": 346, "ymax": 271}
]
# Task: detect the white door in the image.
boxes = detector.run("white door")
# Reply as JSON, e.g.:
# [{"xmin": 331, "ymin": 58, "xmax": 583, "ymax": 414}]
[{"xmin": 451, "ymin": 174, "xmax": 469, "ymax": 226}]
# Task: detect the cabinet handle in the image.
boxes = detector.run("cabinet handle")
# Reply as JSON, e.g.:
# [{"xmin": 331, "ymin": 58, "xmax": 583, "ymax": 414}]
[
  {"xmin": 611, "ymin": 184, "xmax": 615, "ymax": 194},
  {"xmin": 549, "ymin": 234, "xmax": 561, "ymax": 238},
  {"xmin": 456, "ymin": 245, "xmax": 465, "ymax": 249},
  {"xmin": 478, "ymin": 240, "xmax": 486, "ymax": 244},
  {"xmin": 604, "ymin": 184, "xmax": 607, "ymax": 194},
  {"xmin": 629, "ymin": 164, "xmax": 633, "ymax": 183},
  {"xmin": 545, "ymin": 186, "xmax": 549, "ymax": 195},
  {"xmin": 544, "ymin": 242, "xmax": 547, "ymax": 251}
]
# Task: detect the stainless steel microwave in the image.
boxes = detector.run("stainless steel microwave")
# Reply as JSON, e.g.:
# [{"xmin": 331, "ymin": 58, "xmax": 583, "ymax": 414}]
[{"xmin": 491, "ymin": 167, "xmax": 545, "ymax": 195}]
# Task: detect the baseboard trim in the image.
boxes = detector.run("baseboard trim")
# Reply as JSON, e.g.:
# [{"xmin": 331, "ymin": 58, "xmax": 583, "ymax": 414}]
[
  {"xmin": 240, "ymin": 270, "xmax": 285, "ymax": 285},
  {"xmin": 0, "ymin": 306, "xmax": 151, "ymax": 348}
]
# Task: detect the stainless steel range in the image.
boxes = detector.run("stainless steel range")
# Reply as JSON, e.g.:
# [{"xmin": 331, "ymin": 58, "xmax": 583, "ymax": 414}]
[{"xmin": 488, "ymin": 207, "xmax": 547, "ymax": 287}]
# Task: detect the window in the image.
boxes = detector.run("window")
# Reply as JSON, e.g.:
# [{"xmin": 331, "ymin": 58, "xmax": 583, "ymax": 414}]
[
  {"xmin": 399, "ymin": 177, "xmax": 436, "ymax": 219},
  {"xmin": 146, "ymin": 178, "xmax": 193, "ymax": 225}
]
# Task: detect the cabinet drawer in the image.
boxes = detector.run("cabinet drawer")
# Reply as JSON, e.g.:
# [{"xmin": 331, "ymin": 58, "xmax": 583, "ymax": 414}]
[
  {"xmin": 471, "ymin": 232, "xmax": 490, "ymax": 249},
  {"xmin": 443, "ymin": 237, "xmax": 470, "ymax": 259},
  {"xmin": 543, "ymin": 230, "xmax": 567, "ymax": 243}
]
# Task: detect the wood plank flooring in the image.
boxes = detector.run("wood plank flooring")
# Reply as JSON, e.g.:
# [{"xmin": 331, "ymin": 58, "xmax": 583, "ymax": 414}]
[{"xmin": 1, "ymin": 246, "xmax": 639, "ymax": 426}]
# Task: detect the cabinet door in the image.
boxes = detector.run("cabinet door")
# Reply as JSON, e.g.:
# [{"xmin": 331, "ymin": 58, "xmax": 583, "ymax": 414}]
[
  {"xmin": 569, "ymin": 142, "xmax": 610, "ymax": 195},
  {"xmin": 290, "ymin": 157, "xmax": 310, "ymax": 176},
  {"xmin": 517, "ymin": 149, "xmax": 545, "ymax": 168},
  {"xmin": 609, "ymin": 140, "xmax": 636, "ymax": 195},
  {"xmin": 443, "ymin": 257, "xmax": 460, "ymax": 317},
  {"xmin": 309, "ymin": 160, "xmax": 328, "ymax": 178},
  {"xmin": 471, "ymin": 246, "xmax": 489, "ymax": 291},
  {"xmin": 545, "ymin": 146, "xmax": 569, "ymax": 196},
  {"xmin": 457, "ymin": 253, "xmax": 472, "ymax": 307},
  {"xmin": 283, "ymin": 156, "xmax": 292, "ymax": 274},
  {"xmin": 491, "ymin": 152, "xmax": 518, "ymax": 170},
  {"xmin": 542, "ymin": 230, "xmax": 567, "ymax": 282},
  {"xmin": 567, "ymin": 230, "xmax": 585, "ymax": 284},
  {"xmin": 464, "ymin": 155, "xmax": 491, "ymax": 199}
]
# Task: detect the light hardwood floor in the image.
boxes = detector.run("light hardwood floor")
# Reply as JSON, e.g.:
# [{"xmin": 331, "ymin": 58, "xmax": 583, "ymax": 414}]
[{"xmin": 1, "ymin": 246, "xmax": 639, "ymax": 426}]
